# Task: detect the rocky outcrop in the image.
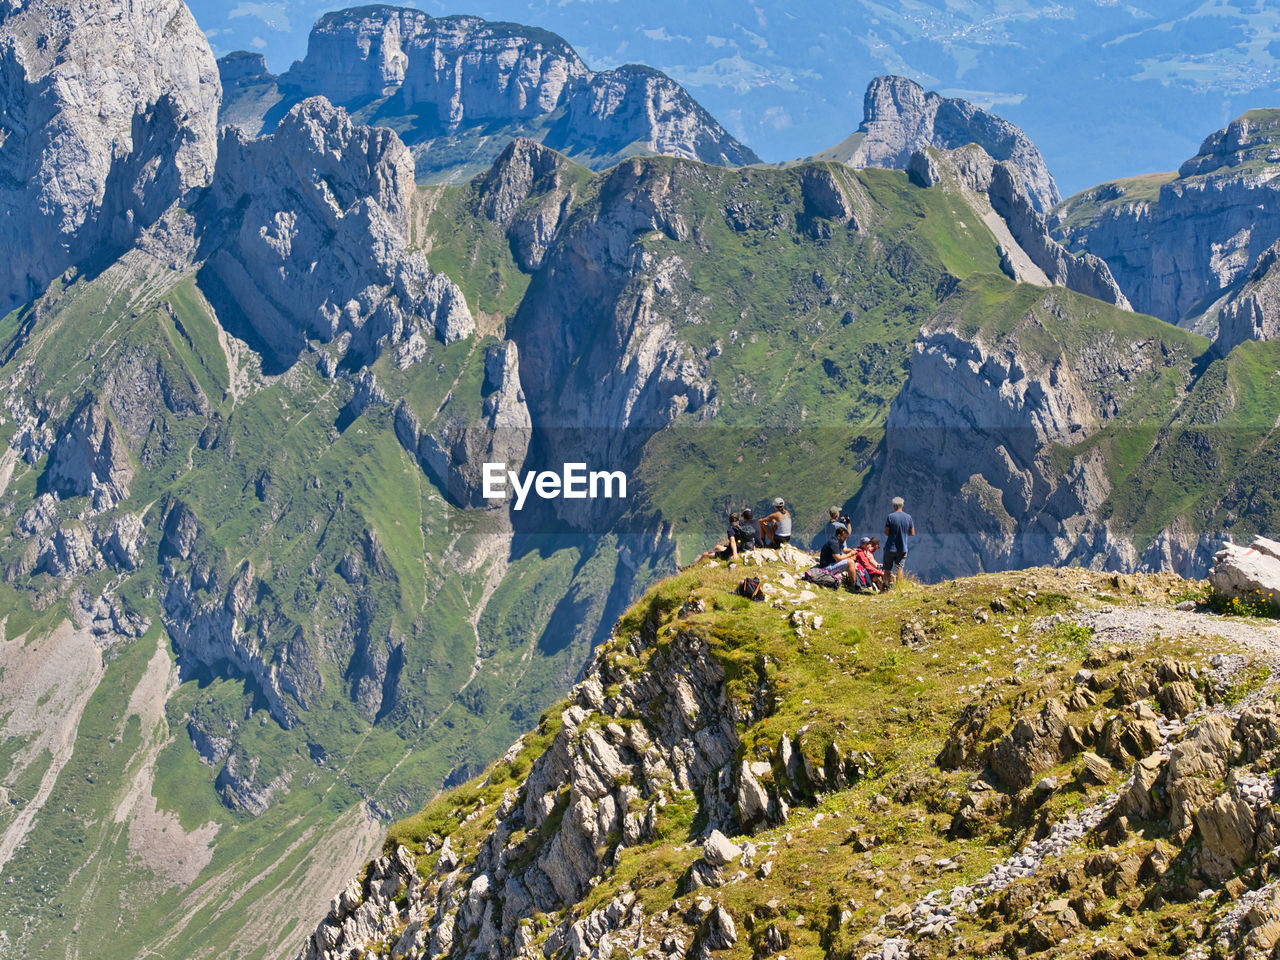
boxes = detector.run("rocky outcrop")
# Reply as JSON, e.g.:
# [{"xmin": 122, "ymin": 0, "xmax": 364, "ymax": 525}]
[
  {"xmin": 42, "ymin": 395, "xmax": 134, "ymax": 510},
  {"xmin": 298, "ymin": 622, "xmax": 774, "ymax": 960},
  {"xmin": 909, "ymin": 146, "xmax": 1129, "ymax": 308},
  {"xmin": 1052, "ymin": 109, "xmax": 1280, "ymax": 334},
  {"xmin": 285, "ymin": 9, "xmax": 589, "ymax": 126},
  {"xmin": 216, "ymin": 749, "xmax": 292, "ymax": 817},
  {"xmin": 844, "ymin": 76, "xmax": 1059, "ymax": 213},
  {"xmin": 216, "ymin": 51, "xmax": 271, "ymax": 87},
  {"xmin": 0, "ymin": 0, "xmax": 220, "ymax": 313},
  {"xmin": 506, "ymin": 157, "xmax": 714, "ymax": 512},
  {"xmin": 851, "ymin": 300, "xmax": 1202, "ymax": 580},
  {"xmin": 162, "ymin": 552, "xmax": 322, "ymax": 736},
  {"xmin": 34, "ymin": 524, "xmax": 101, "ymax": 579},
  {"xmin": 1216, "ymin": 240, "xmax": 1280, "ymax": 353},
  {"xmin": 220, "ymin": 7, "xmax": 758, "ymax": 181},
  {"xmin": 478, "ymin": 139, "xmax": 577, "ymax": 271},
  {"xmin": 550, "ymin": 64, "xmax": 756, "ymax": 169},
  {"xmin": 202, "ymin": 97, "xmax": 473, "ymax": 371},
  {"xmin": 392, "ymin": 339, "xmax": 532, "ymax": 507}
]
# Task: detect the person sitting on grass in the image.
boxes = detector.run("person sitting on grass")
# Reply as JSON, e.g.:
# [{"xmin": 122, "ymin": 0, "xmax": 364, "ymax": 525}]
[
  {"xmin": 700, "ymin": 512, "xmax": 741, "ymax": 562},
  {"xmin": 819, "ymin": 523, "xmax": 857, "ymax": 573},
  {"xmin": 856, "ymin": 536, "xmax": 887, "ymax": 591},
  {"xmin": 735, "ymin": 508, "xmax": 761, "ymax": 552},
  {"xmin": 759, "ymin": 497, "xmax": 792, "ymax": 547}
]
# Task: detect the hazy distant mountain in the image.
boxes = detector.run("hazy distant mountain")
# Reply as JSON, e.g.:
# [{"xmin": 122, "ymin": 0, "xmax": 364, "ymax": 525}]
[
  {"xmin": 190, "ymin": 0, "xmax": 1280, "ymax": 193},
  {"xmin": 217, "ymin": 6, "xmax": 759, "ymax": 183}
]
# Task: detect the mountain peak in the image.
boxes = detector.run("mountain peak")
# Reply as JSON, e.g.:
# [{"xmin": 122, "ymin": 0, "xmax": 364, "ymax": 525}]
[
  {"xmin": 1179, "ymin": 107, "xmax": 1280, "ymax": 179},
  {"xmin": 843, "ymin": 75, "xmax": 1060, "ymax": 214},
  {"xmin": 0, "ymin": 0, "xmax": 220, "ymax": 312}
]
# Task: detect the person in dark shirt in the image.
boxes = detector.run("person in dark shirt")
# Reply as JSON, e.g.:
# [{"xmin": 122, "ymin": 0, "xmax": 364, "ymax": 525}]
[
  {"xmin": 699, "ymin": 512, "xmax": 740, "ymax": 561},
  {"xmin": 735, "ymin": 508, "xmax": 760, "ymax": 551},
  {"xmin": 819, "ymin": 523, "xmax": 856, "ymax": 573},
  {"xmin": 883, "ymin": 497, "xmax": 915, "ymax": 581}
]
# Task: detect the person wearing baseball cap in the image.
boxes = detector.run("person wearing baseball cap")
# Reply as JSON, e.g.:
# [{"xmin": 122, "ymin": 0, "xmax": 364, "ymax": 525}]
[
  {"xmin": 760, "ymin": 497, "xmax": 792, "ymax": 546},
  {"xmin": 818, "ymin": 522, "xmax": 855, "ymax": 572}
]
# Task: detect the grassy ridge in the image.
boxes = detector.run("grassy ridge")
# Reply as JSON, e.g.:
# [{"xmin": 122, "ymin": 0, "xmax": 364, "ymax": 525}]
[{"xmin": 382, "ymin": 557, "xmax": 1253, "ymax": 959}]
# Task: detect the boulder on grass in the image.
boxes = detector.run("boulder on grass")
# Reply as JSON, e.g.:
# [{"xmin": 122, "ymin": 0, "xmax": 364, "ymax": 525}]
[{"xmin": 1208, "ymin": 539, "xmax": 1280, "ymax": 611}]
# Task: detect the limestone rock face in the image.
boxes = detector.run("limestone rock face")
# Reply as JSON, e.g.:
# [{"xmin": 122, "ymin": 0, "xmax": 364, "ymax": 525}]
[
  {"xmin": 909, "ymin": 146, "xmax": 1128, "ymax": 308},
  {"xmin": 43, "ymin": 395, "xmax": 134, "ymax": 510},
  {"xmin": 555, "ymin": 64, "xmax": 757, "ymax": 168},
  {"xmin": 0, "ymin": 0, "xmax": 220, "ymax": 312},
  {"xmin": 1053, "ymin": 109, "xmax": 1280, "ymax": 336},
  {"xmin": 845, "ymin": 76, "xmax": 1059, "ymax": 213},
  {"xmin": 1216, "ymin": 240, "xmax": 1280, "ymax": 353},
  {"xmin": 288, "ymin": 10, "xmax": 587, "ymax": 126},
  {"xmin": 393, "ymin": 339, "xmax": 532, "ymax": 507},
  {"xmin": 203, "ymin": 97, "xmax": 473, "ymax": 371},
  {"xmin": 478, "ymin": 138, "xmax": 577, "ymax": 270},
  {"xmin": 507, "ymin": 157, "xmax": 714, "ymax": 507},
  {"xmin": 95, "ymin": 512, "xmax": 146, "ymax": 571},
  {"xmin": 222, "ymin": 8, "xmax": 758, "ymax": 180},
  {"xmin": 853, "ymin": 315, "xmax": 1160, "ymax": 579}
]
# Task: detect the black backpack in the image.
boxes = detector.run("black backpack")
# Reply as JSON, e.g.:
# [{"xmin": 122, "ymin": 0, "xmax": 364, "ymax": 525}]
[{"xmin": 737, "ymin": 577, "xmax": 765, "ymax": 601}]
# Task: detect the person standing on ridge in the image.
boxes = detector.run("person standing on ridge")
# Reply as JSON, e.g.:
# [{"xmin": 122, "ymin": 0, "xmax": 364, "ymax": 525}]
[
  {"xmin": 760, "ymin": 497, "xmax": 792, "ymax": 546},
  {"xmin": 883, "ymin": 496, "xmax": 915, "ymax": 582}
]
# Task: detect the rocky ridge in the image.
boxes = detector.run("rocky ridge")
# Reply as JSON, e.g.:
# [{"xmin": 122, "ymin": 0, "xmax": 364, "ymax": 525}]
[
  {"xmin": 296, "ymin": 560, "xmax": 1280, "ymax": 960},
  {"xmin": 217, "ymin": 7, "xmax": 759, "ymax": 183},
  {"xmin": 1052, "ymin": 108, "xmax": 1280, "ymax": 349},
  {"xmin": 839, "ymin": 76, "xmax": 1060, "ymax": 214},
  {"xmin": 908, "ymin": 146, "xmax": 1128, "ymax": 308}
]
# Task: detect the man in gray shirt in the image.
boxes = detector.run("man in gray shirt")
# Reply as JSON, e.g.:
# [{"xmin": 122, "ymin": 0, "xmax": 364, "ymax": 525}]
[{"xmin": 883, "ymin": 496, "xmax": 915, "ymax": 581}]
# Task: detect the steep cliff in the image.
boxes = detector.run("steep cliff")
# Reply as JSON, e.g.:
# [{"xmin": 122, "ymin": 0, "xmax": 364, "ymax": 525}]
[
  {"xmin": 908, "ymin": 146, "xmax": 1129, "ymax": 309},
  {"xmin": 0, "ymin": 0, "xmax": 220, "ymax": 312},
  {"xmin": 1053, "ymin": 109, "xmax": 1280, "ymax": 343},
  {"xmin": 828, "ymin": 76, "xmax": 1060, "ymax": 214},
  {"xmin": 200, "ymin": 96, "xmax": 473, "ymax": 371},
  {"xmin": 217, "ymin": 7, "xmax": 759, "ymax": 184},
  {"xmin": 851, "ymin": 277, "xmax": 1210, "ymax": 580},
  {"xmin": 1214, "ymin": 240, "xmax": 1280, "ymax": 354}
]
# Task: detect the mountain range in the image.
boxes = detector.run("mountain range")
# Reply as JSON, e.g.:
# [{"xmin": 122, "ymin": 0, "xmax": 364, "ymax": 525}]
[
  {"xmin": 189, "ymin": 0, "xmax": 1280, "ymax": 196},
  {"xmin": 2, "ymin": 1, "xmax": 1280, "ymax": 958}
]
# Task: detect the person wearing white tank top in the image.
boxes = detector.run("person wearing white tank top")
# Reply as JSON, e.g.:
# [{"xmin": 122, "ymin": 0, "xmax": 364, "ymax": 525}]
[{"xmin": 760, "ymin": 497, "xmax": 792, "ymax": 546}]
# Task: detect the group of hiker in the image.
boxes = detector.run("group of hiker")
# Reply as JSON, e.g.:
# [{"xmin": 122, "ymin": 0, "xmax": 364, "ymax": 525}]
[
  {"xmin": 701, "ymin": 496, "xmax": 916, "ymax": 591},
  {"xmin": 700, "ymin": 497, "xmax": 794, "ymax": 561}
]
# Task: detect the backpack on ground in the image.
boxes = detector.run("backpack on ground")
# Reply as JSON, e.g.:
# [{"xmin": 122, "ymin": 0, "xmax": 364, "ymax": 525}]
[
  {"xmin": 847, "ymin": 565, "xmax": 873, "ymax": 592},
  {"xmin": 737, "ymin": 577, "xmax": 765, "ymax": 601},
  {"xmin": 802, "ymin": 568, "xmax": 840, "ymax": 589}
]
